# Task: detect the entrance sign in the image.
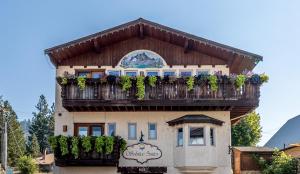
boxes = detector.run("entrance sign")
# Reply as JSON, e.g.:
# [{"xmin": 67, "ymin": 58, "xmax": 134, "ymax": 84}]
[{"xmin": 122, "ymin": 142, "xmax": 162, "ymax": 164}]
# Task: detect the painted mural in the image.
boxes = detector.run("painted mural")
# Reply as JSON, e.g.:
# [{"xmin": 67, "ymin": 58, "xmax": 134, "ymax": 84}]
[{"xmin": 119, "ymin": 50, "xmax": 165, "ymax": 68}]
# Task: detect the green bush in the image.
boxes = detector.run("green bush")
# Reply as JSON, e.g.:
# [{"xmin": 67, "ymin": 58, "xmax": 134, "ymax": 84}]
[
  {"xmin": 256, "ymin": 150, "xmax": 298, "ymax": 174},
  {"xmin": 186, "ymin": 76, "xmax": 195, "ymax": 91},
  {"xmin": 148, "ymin": 76, "xmax": 157, "ymax": 87},
  {"xmin": 208, "ymin": 75, "xmax": 218, "ymax": 92},
  {"xmin": 82, "ymin": 136, "xmax": 92, "ymax": 152},
  {"xmin": 95, "ymin": 136, "xmax": 106, "ymax": 153},
  {"xmin": 17, "ymin": 156, "xmax": 38, "ymax": 174},
  {"xmin": 105, "ymin": 136, "xmax": 114, "ymax": 154},
  {"xmin": 77, "ymin": 76, "xmax": 86, "ymax": 90},
  {"xmin": 71, "ymin": 136, "xmax": 79, "ymax": 159},
  {"xmin": 136, "ymin": 76, "xmax": 145, "ymax": 100},
  {"xmin": 59, "ymin": 136, "xmax": 69, "ymax": 156},
  {"xmin": 120, "ymin": 75, "xmax": 132, "ymax": 91}
]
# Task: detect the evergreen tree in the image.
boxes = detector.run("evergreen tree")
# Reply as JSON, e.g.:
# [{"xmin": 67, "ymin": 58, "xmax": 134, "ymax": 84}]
[
  {"xmin": 29, "ymin": 134, "xmax": 40, "ymax": 158},
  {"xmin": 29, "ymin": 95, "xmax": 54, "ymax": 153},
  {"xmin": 0, "ymin": 97, "xmax": 26, "ymax": 166},
  {"xmin": 232, "ymin": 112, "xmax": 262, "ymax": 146}
]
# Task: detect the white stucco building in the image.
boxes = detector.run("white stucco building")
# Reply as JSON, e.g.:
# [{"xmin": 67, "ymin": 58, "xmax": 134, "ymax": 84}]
[{"xmin": 45, "ymin": 18, "xmax": 263, "ymax": 174}]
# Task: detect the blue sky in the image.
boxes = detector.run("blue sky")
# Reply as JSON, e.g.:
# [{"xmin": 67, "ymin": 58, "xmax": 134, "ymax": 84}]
[{"xmin": 1, "ymin": 0, "xmax": 300, "ymax": 145}]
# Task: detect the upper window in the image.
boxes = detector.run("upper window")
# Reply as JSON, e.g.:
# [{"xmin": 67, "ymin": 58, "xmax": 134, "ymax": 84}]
[
  {"xmin": 119, "ymin": 50, "xmax": 165, "ymax": 68},
  {"xmin": 197, "ymin": 70, "xmax": 210, "ymax": 76},
  {"xmin": 148, "ymin": 123, "xmax": 157, "ymax": 140},
  {"xmin": 91, "ymin": 71, "xmax": 105, "ymax": 79},
  {"xmin": 107, "ymin": 70, "xmax": 121, "ymax": 76},
  {"xmin": 108, "ymin": 123, "xmax": 116, "ymax": 136},
  {"xmin": 180, "ymin": 71, "xmax": 192, "ymax": 77},
  {"xmin": 74, "ymin": 123, "xmax": 104, "ymax": 136},
  {"xmin": 189, "ymin": 127, "xmax": 205, "ymax": 145},
  {"xmin": 177, "ymin": 128, "xmax": 183, "ymax": 146},
  {"xmin": 147, "ymin": 71, "xmax": 159, "ymax": 76},
  {"xmin": 163, "ymin": 71, "xmax": 176, "ymax": 77},
  {"xmin": 128, "ymin": 123, "xmax": 137, "ymax": 140},
  {"xmin": 78, "ymin": 72, "xmax": 90, "ymax": 77},
  {"xmin": 210, "ymin": 128, "xmax": 215, "ymax": 146},
  {"xmin": 125, "ymin": 71, "xmax": 138, "ymax": 77}
]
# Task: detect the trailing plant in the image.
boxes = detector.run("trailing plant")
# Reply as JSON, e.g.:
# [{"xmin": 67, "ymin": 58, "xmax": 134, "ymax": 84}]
[
  {"xmin": 48, "ymin": 136, "xmax": 58, "ymax": 150},
  {"xmin": 136, "ymin": 76, "xmax": 145, "ymax": 100},
  {"xmin": 120, "ymin": 138, "xmax": 127, "ymax": 152},
  {"xmin": 208, "ymin": 75, "xmax": 218, "ymax": 92},
  {"xmin": 235, "ymin": 74, "xmax": 246, "ymax": 88},
  {"xmin": 82, "ymin": 136, "xmax": 92, "ymax": 152},
  {"xmin": 95, "ymin": 136, "xmax": 106, "ymax": 153},
  {"xmin": 77, "ymin": 76, "xmax": 86, "ymax": 90},
  {"xmin": 120, "ymin": 75, "xmax": 132, "ymax": 91},
  {"xmin": 186, "ymin": 76, "xmax": 195, "ymax": 91},
  {"xmin": 17, "ymin": 156, "xmax": 38, "ymax": 174},
  {"xmin": 61, "ymin": 77, "xmax": 68, "ymax": 85},
  {"xmin": 71, "ymin": 136, "xmax": 79, "ymax": 159},
  {"xmin": 148, "ymin": 76, "xmax": 157, "ymax": 87},
  {"xmin": 59, "ymin": 136, "xmax": 69, "ymax": 156},
  {"xmin": 105, "ymin": 136, "xmax": 114, "ymax": 154},
  {"xmin": 260, "ymin": 74, "xmax": 269, "ymax": 83}
]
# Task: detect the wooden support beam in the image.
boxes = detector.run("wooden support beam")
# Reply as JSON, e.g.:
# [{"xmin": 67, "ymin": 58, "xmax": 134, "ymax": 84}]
[
  {"xmin": 93, "ymin": 39, "xmax": 101, "ymax": 53},
  {"xmin": 184, "ymin": 39, "xmax": 189, "ymax": 53},
  {"xmin": 139, "ymin": 24, "xmax": 144, "ymax": 39}
]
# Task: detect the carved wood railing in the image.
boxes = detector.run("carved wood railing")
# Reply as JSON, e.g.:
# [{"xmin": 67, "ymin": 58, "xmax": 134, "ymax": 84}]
[{"xmin": 59, "ymin": 78, "xmax": 260, "ymax": 102}]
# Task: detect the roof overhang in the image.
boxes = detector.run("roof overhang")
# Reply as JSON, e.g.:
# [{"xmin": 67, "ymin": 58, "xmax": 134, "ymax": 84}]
[{"xmin": 45, "ymin": 18, "xmax": 263, "ymax": 73}]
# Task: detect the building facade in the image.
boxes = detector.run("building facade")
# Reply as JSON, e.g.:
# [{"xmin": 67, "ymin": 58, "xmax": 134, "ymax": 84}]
[{"xmin": 45, "ymin": 18, "xmax": 263, "ymax": 174}]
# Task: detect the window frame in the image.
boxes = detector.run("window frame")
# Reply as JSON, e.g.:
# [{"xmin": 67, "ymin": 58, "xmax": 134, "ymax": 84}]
[
  {"xmin": 179, "ymin": 70, "xmax": 193, "ymax": 77},
  {"xmin": 74, "ymin": 123, "xmax": 105, "ymax": 136},
  {"xmin": 188, "ymin": 126, "xmax": 206, "ymax": 146},
  {"xmin": 177, "ymin": 127, "xmax": 184, "ymax": 147},
  {"xmin": 128, "ymin": 123, "xmax": 137, "ymax": 140},
  {"xmin": 107, "ymin": 123, "xmax": 116, "ymax": 136},
  {"xmin": 148, "ymin": 123, "xmax": 157, "ymax": 140},
  {"xmin": 107, "ymin": 70, "xmax": 121, "ymax": 76},
  {"xmin": 196, "ymin": 69, "xmax": 210, "ymax": 76},
  {"xmin": 210, "ymin": 127, "xmax": 216, "ymax": 146},
  {"xmin": 146, "ymin": 71, "xmax": 159, "ymax": 77}
]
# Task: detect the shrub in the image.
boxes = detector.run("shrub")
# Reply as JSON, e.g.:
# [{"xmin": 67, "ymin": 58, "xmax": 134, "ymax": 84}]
[
  {"xmin": 77, "ymin": 76, "xmax": 86, "ymax": 90},
  {"xmin": 256, "ymin": 150, "xmax": 298, "ymax": 174},
  {"xmin": 71, "ymin": 136, "xmax": 79, "ymax": 159},
  {"xmin": 260, "ymin": 74, "xmax": 269, "ymax": 83},
  {"xmin": 148, "ymin": 76, "xmax": 157, "ymax": 87},
  {"xmin": 95, "ymin": 136, "xmax": 106, "ymax": 153},
  {"xmin": 235, "ymin": 74, "xmax": 246, "ymax": 88},
  {"xmin": 17, "ymin": 156, "xmax": 38, "ymax": 174},
  {"xmin": 59, "ymin": 136, "xmax": 69, "ymax": 156},
  {"xmin": 186, "ymin": 76, "xmax": 195, "ymax": 91},
  {"xmin": 105, "ymin": 136, "xmax": 115, "ymax": 154}
]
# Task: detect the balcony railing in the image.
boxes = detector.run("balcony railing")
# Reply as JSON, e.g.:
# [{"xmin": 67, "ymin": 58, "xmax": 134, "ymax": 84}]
[
  {"xmin": 52, "ymin": 136, "xmax": 125, "ymax": 167},
  {"xmin": 58, "ymin": 77, "xmax": 261, "ymax": 118}
]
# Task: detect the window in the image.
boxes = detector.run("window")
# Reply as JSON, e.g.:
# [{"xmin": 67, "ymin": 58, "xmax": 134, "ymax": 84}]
[
  {"xmin": 91, "ymin": 71, "xmax": 104, "ymax": 79},
  {"xmin": 163, "ymin": 71, "xmax": 176, "ymax": 77},
  {"xmin": 180, "ymin": 71, "xmax": 192, "ymax": 77},
  {"xmin": 125, "ymin": 71, "xmax": 137, "ymax": 77},
  {"xmin": 147, "ymin": 71, "xmax": 159, "ymax": 76},
  {"xmin": 210, "ymin": 128, "xmax": 215, "ymax": 146},
  {"xmin": 74, "ymin": 123, "xmax": 104, "ymax": 136},
  {"xmin": 108, "ymin": 123, "xmax": 116, "ymax": 136},
  {"xmin": 78, "ymin": 72, "xmax": 90, "ymax": 77},
  {"xmin": 189, "ymin": 127, "xmax": 205, "ymax": 145},
  {"xmin": 128, "ymin": 123, "xmax": 137, "ymax": 140},
  {"xmin": 78, "ymin": 127, "xmax": 88, "ymax": 136},
  {"xmin": 148, "ymin": 123, "xmax": 157, "ymax": 140},
  {"xmin": 197, "ymin": 70, "xmax": 210, "ymax": 75},
  {"xmin": 107, "ymin": 70, "xmax": 121, "ymax": 76},
  {"xmin": 177, "ymin": 128, "xmax": 183, "ymax": 146}
]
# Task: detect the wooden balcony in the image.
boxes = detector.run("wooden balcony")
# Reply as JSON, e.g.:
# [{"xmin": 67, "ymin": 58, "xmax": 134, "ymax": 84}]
[
  {"xmin": 58, "ymin": 77, "xmax": 261, "ymax": 119},
  {"xmin": 53, "ymin": 136, "xmax": 123, "ymax": 167}
]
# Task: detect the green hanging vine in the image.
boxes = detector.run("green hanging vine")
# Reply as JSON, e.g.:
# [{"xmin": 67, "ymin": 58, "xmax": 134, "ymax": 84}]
[
  {"xmin": 186, "ymin": 76, "xmax": 195, "ymax": 91},
  {"xmin": 120, "ymin": 139, "xmax": 127, "ymax": 152},
  {"xmin": 260, "ymin": 74, "xmax": 269, "ymax": 83},
  {"xmin": 71, "ymin": 136, "xmax": 79, "ymax": 159},
  {"xmin": 82, "ymin": 136, "xmax": 92, "ymax": 153},
  {"xmin": 136, "ymin": 76, "xmax": 145, "ymax": 100},
  {"xmin": 77, "ymin": 76, "xmax": 86, "ymax": 90},
  {"xmin": 59, "ymin": 136, "xmax": 69, "ymax": 156},
  {"xmin": 105, "ymin": 136, "xmax": 114, "ymax": 154},
  {"xmin": 120, "ymin": 75, "xmax": 132, "ymax": 91},
  {"xmin": 235, "ymin": 74, "xmax": 246, "ymax": 88},
  {"xmin": 208, "ymin": 75, "xmax": 218, "ymax": 92},
  {"xmin": 48, "ymin": 136, "xmax": 58, "ymax": 150},
  {"xmin": 95, "ymin": 136, "xmax": 106, "ymax": 153},
  {"xmin": 61, "ymin": 77, "xmax": 68, "ymax": 85},
  {"xmin": 148, "ymin": 76, "xmax": 157, "ymax": 87}
]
